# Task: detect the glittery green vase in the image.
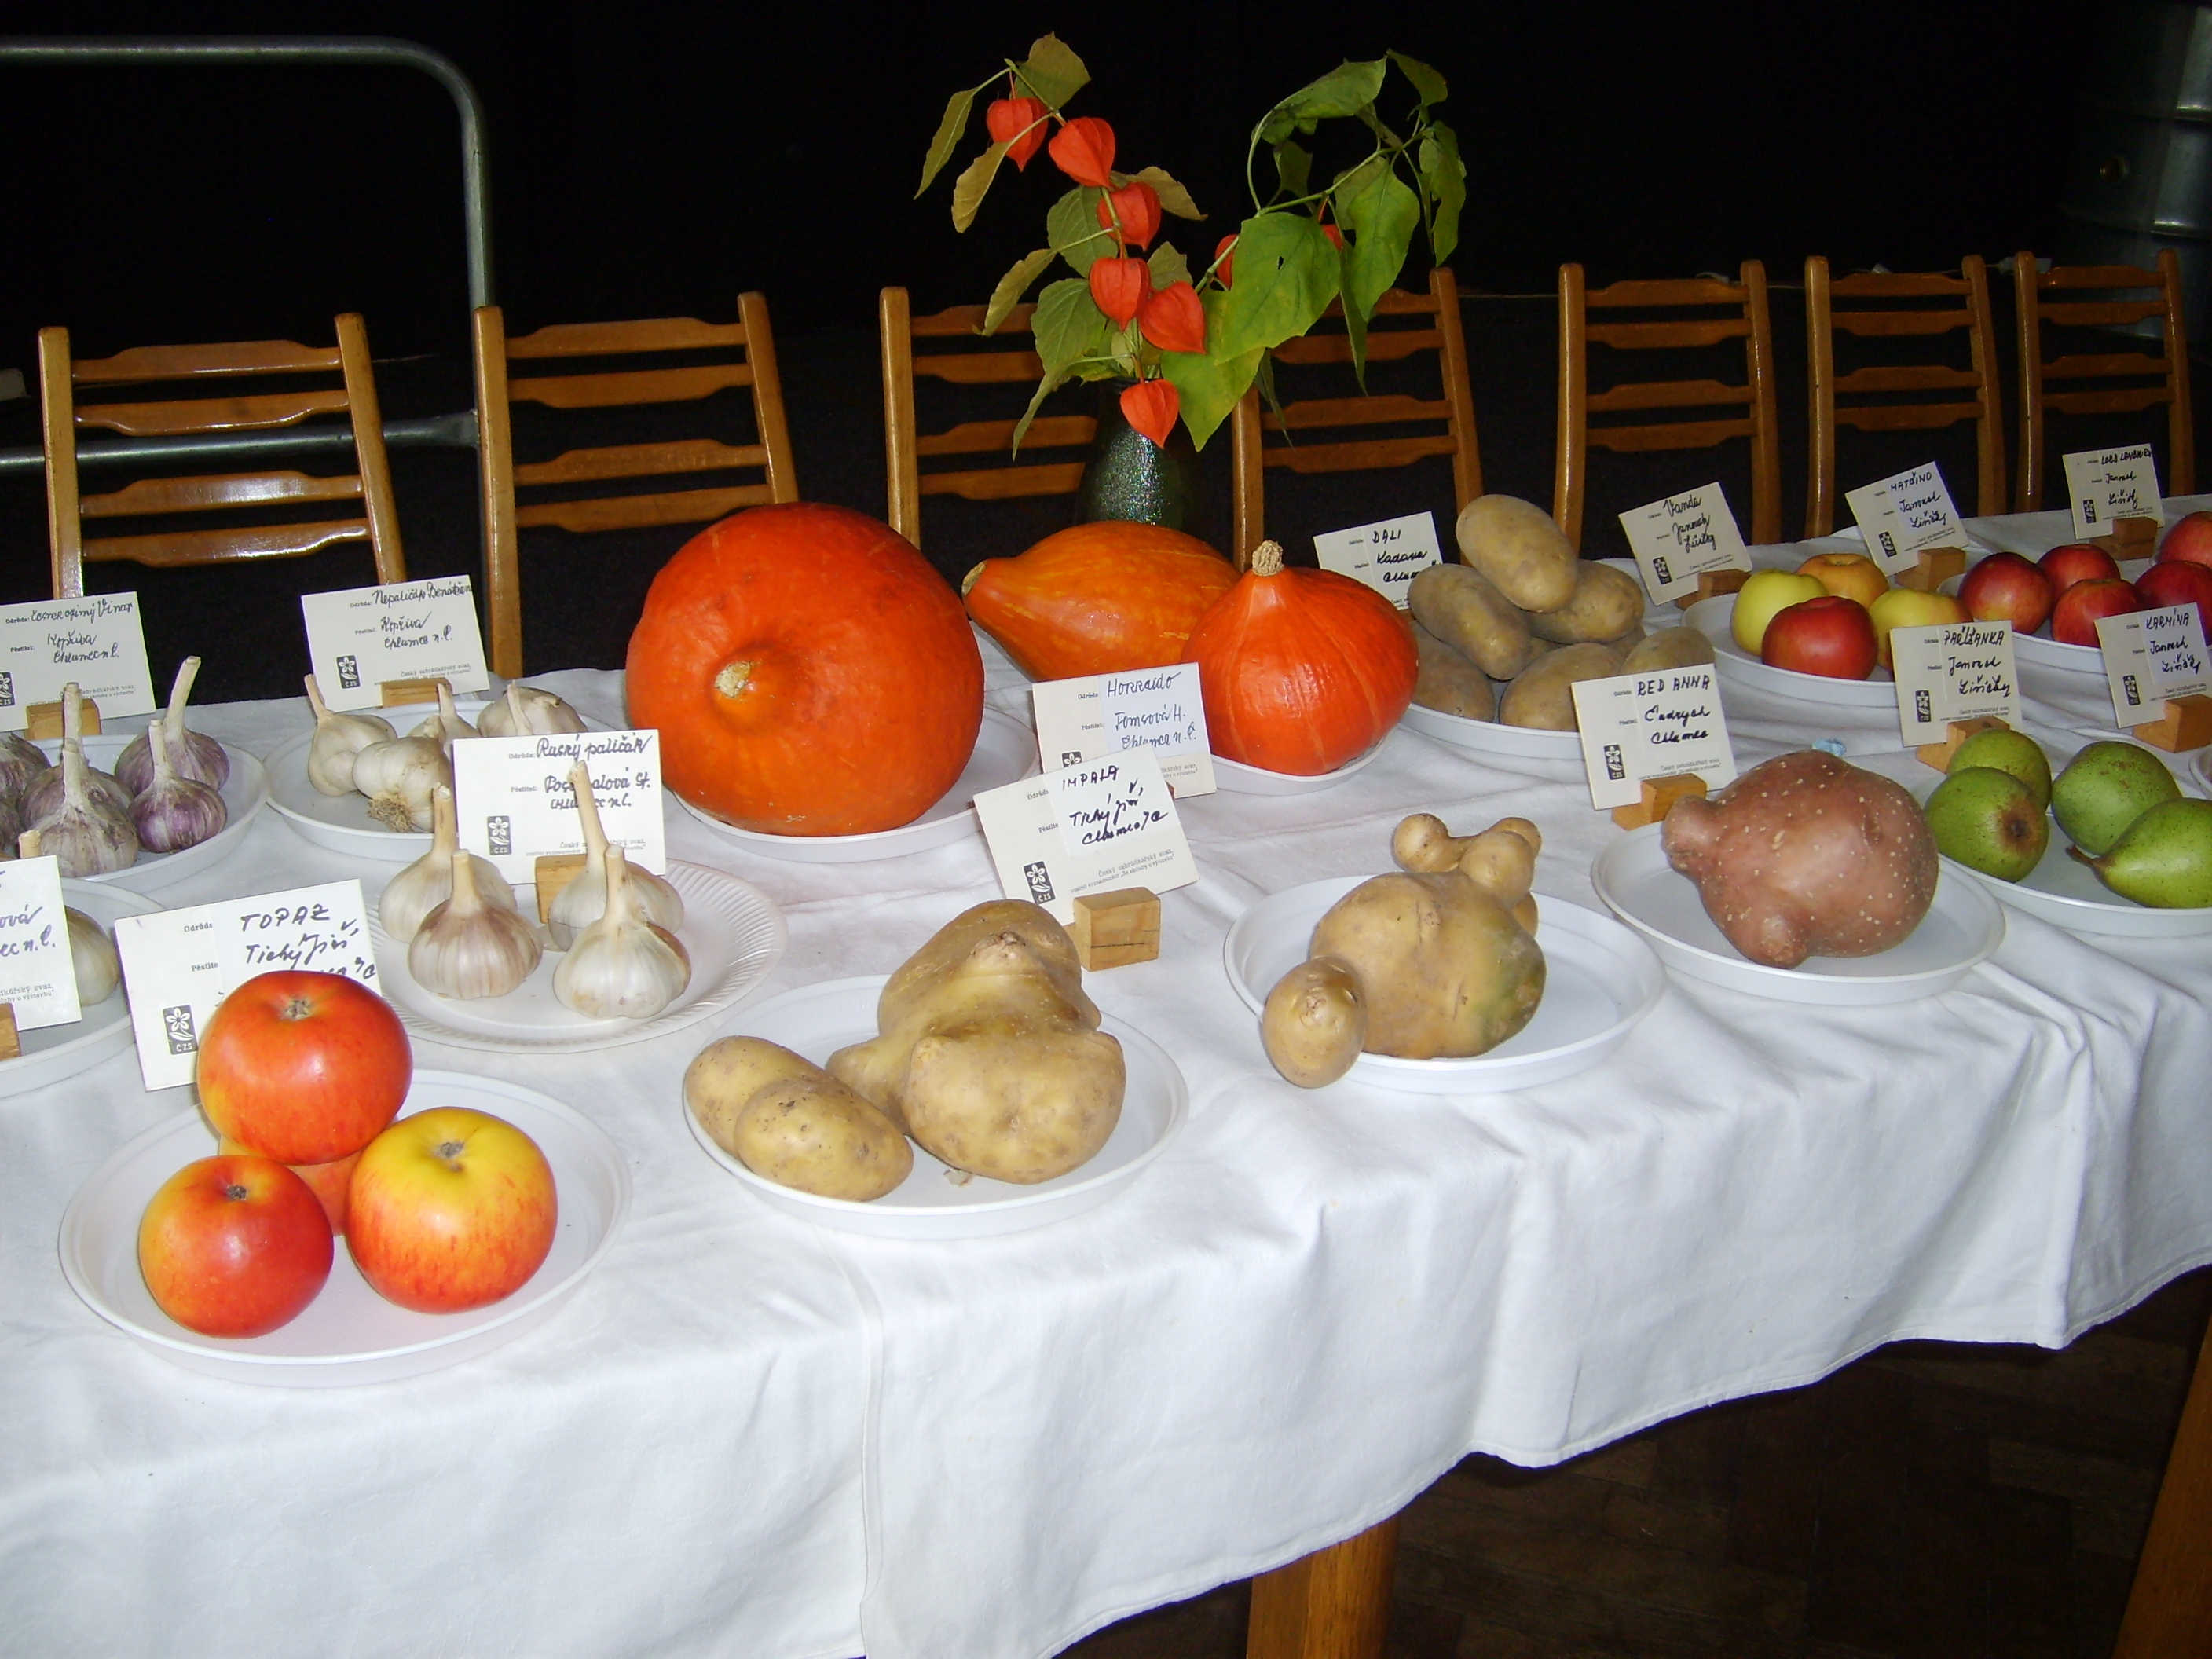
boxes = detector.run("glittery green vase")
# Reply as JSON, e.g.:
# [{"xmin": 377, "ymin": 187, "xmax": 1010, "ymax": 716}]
[{"xmin": 1074, "ymin": 380, "xmax": 1203, "ymax": 531}]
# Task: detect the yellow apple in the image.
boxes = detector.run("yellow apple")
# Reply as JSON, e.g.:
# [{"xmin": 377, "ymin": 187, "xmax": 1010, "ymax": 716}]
[
  {"xmin": 1867, "ymin": 586, "xmax": 1969, "ymax": 671},
  {"xmin": 1796, "ymin": 551, "xmax": 1889, "ymax": 609},
  {"xmin": 347, "ymin": 1108, "xmax": 557, "ymax": 1313},
  {"xmin": 1731, "ymin": 569, "xmax": 1826, "ymax": 654}
]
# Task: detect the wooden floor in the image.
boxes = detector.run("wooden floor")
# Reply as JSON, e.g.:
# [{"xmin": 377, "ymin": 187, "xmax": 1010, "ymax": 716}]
[{"xmin": 1065, "ymin": 1268, "xmax": 2212, "ymax": 1659}]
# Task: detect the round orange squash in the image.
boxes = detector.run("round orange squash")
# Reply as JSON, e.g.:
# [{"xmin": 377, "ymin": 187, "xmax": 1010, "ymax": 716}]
[
  {"xmin": 962, "ymin": 522, "xmax": 1236, "ymax": 681},
  {"xmin": 626, "ymin": 504, "xmax": 983, "ymax": 835}
]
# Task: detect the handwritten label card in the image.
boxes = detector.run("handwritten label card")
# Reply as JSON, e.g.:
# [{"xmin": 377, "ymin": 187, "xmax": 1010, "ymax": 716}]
[
  {"xmin": 450, "ymin": 729, "xmax": 666, "ymax": 882},
  {"xmin": 1312, "ymin": 511, "xmax": 1443, "ymax": 607},
  {"xmin": 0, "ymin": 591, "xmax": 156, "ymax": 732},
  {"xmin": 1569, "ymin": 666, "xmax": 1738, "ymax": 811},
  {"xmin": 2063, "ymin": 443, "xmax": 2162, "ymax": 540},
  {"xmin": 2097, "ymin": 604, "xmax": 2212, "ymax": 728},
  {"xmin": 0, "ymin": 855, "xmax": 81, "ymax": 1031},
  {"xmin": 1846, "ymin": 463, "xmax": 1965, "ymax": 574},
  {"xmin": 1888, "ymin": 620, "xmax": 2020, "ymax": 745},
  {"xmin": 299, "ymin": 576, "xmax": 492, "ymax": 712},
  {"xmin": 972, "ymin": 746, "xmax": 1197, "ymax": 925},
  {"xmin": 112, "ymin": 880, "xmax": 375, "ymax": 1091},
  {"xmin": 1617, "ymin": 483, "xmax": 1752, "ymax": 602},
  {"xmin": 1031, "ymin": 664, "xmax": 1215, "ymax": 797}
]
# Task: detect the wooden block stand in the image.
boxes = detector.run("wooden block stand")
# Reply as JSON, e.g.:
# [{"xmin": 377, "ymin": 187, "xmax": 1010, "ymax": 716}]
[
  {"xmin": 1916, "ymin": 714, "xmax": 2011, "ymax": 771},
  {"xmin": 1894, "ymin": 548, "xmax": 1967, "ymax": 593},
  {"xmin": 381, "ymin": 676, "xmax": 452, "ymax": 708},
  {"xmin": 24, "ymin": 698, "xmax": 98, "ymax": 739},
  {"xmin": 2093, "ymin": 515, "xmax": 2160, "ymax": 562},
  {"xmin": 1673, "ymin": 568, "xmax": 1749, "ymax": 610},
  {"xmin": 1070, "ymin": 888, "xmax": 1160, "ymax": 971},
  {"xmin": 533, "ymin": 853, "xmax": 589, "ymax": 922},
  {"xmin": 0, "ymin": 1003, "xmax": 19, "ymax": 1061},
  {"xmin": 2133, "ymin": 694, "xmax": 2212, "ymax": 754},
  {"xmin": 1610, "ymin": 773, "xmax": 1707, "ymax": 830}
]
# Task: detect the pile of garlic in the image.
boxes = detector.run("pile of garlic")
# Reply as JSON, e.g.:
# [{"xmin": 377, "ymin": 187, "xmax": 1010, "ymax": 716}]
[{"xmin": 302, "ymin": 676, "xmax": 586, "ymax": 832}]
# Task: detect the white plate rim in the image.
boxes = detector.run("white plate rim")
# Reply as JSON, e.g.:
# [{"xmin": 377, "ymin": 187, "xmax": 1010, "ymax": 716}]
[
  {"xmin": 0, "ymin": 880, "xmax": 166, "ymax": 1100},
  {"xmin": 1686, "ymin": 595, "xmax": 1902, "ymax": 708},
  {"xmin": 1211, "ymin": 737, "xmax": 1389, "ymax": 793},
  {"xmin": 1398, "ymin": 701, "xmax": 1582, "ymax": 759}
]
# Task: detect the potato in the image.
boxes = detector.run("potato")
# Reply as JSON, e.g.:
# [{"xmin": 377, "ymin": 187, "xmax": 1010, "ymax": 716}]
[
  {"xmin": 1260, "ymin": 958, "xmax": 1365, "ymax": 1088},
  {"xmin": 829, "ymin": 901, "xmax": 1124, "ymax": 1185},
  {"xmin": 687, "ymin": 1038, "xmax": 913, "ymax": 1201},
  {"xmin": 1620, "ymin": 626, "xmax": 1717, "ymax": 676},
  {"xmin": 1408, "ymin": 563, "xmax": 1534, "ymax": 679},
  {"xmin": 1411, "ymin": 618, "xmax": 1497, "ymax": 720},
  {"xmin": 1455, "ymin": 494, "xmax": 1578, "ymax": 612},
  {"xmin": 1498, "ymin": 641, "xmax": 1623, "ymax": 730},
  {"xmin": 1525, "ymin": 562, "xmax": 1644, "ymax": 643}
]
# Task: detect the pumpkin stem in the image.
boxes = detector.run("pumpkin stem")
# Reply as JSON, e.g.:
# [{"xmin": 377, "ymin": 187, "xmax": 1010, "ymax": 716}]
[
  {"xmin": 1250, "ymin": 540, "xmax": 1285, "ymax": 578},
  {"xmin": 960, "ymin": 563, "xmax": 988, "ymax": 597},
  {"xmin": 713, "ymin": 661, "xmax": 754, "ymax": 701}
]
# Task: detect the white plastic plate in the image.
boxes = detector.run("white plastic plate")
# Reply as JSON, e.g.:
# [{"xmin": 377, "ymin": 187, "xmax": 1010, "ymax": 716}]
[
  {"xmin": 1686, "ymin": 595, "xmax": 1900, "ymax": 709},
  {"xmin": 0, "ymin": 880, "xmax": 163, "ymax": 1101},
  {"xmin": 57, "ymin": 1070, "xmax": 631, "ymax": 1387},
  {"xmin": 262, "ymin": 696, "xmax": 513, "ymax": 861},
  {"xmin": 372, "ymin": 862, "xmax": 786, "ymax": 1053},
  {"xmin": 1213, "ymin": 739, "xmax": 1387, "ymax": 794},
  {"xmin": 39, "ymin": 734, "xmax": 269, "ymax": 892},
  {"xmin": 676, "ymin": 707, "xmax": 1036, "ymax": 864},
  {"xmin": 1398, "ymin": 701, "xmax": 1584, "ymax": 766},
  {"xmin": 1222, "ymin": 880, "xmax": 1666, "ymax": 1093},
  {"xmin": 690, "ymin": 976, "xmax": 1187, "ymax": 1238},
  {"xmin": 1591, "ymin": 824, "xmax": 2005, "ymax": 1004}
]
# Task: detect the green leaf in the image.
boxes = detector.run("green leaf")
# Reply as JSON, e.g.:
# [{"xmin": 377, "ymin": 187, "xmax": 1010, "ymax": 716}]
[
  {"xmin": 950, "ymin": 139, "xmax": 1012, "ymax": 232},
  {"xmin": 1257, "ymin": 109, "xmax": 1295, "ymax": 147},
  {"xmin": 1338, "ymin": 236, "xmax": 1370, "ymax": 389},
  {"xmin": 1278, "ymin": 58, "xmax": 1387, "ymax": 123},
  {"xmin": 1031, "ymin": 277, "xmax": 1111, "ymax": 377},
  {"xmin": 1388, "ymin": 51, "xmax": 1448, "ymax": 108},
  {"xmin": 1148, "ymin": 243, "xmax": 1193, "ymax": 290},
  {"xmin": 1159, "ymin": 313, "xmax": 1262, "ymax": 449},
  {"xmin": 1335, "ymin": 156, "xmax": 1420, "ymax": 319},
  {"xmin": 1212, "ymin": 211, "xmax": 1340, "ymax": 360},
  {"xmin": 981, "ymin": 248, "xmax": 1058, "ymax": 336},
  {"xmin": 1009, "ymin": 369, "xmax": 1068, "ymax": 456},
  {"xmin": 1013, "ymin": 34, "xmax": 1090, "ymax": 111},
  {"xmin": 1419, "ymin": 123, "xmax": 1466, "ymax": 266},
  {"xmin": 916, "ymin": 87, "xmax": 977, "ymax": 198},
  {"xmin": 1133, "ymin": 165, "xmax": 1204, "ymax": 220},
  {"xmin": 1271, "ymin": 140, "xmax": 1311, "ymax": 203},
  {"xmin": 1046, "ymin": 185, "xmax": 1113, "ymax": 274}
]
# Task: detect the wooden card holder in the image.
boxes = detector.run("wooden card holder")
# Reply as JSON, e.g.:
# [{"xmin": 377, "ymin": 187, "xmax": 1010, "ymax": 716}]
[
  {"xmin": 2092, "ymin": 516, "xmax": 2159, "ymax": 561},
  {"xmin": 533, "ymin": 853, "xmax": 589, "ymax": 922},
  {"xmin": 1610, "ymin": 773, "xmax": 1707, "ymax": 830},
  {"xmin": 1915, "ymin": 714, "xmax": 2009, "ymax": 771},
  {"xmin": 24, "ymin": 698, "xmax": 99, "ymax": 740},
  {"xmin": 1673, "ymin": 568, "xmax": 1751, "ymax": 610},
  {"xmin": 0, "ymin": 1003, "xmax": 21, "ymax": 1061},
  {"xmin": 381, "ymin": 677, "xmax": 452, "ymax": 708},
  {"xmin": 1894, "ymin": 548, "xmax": 1968, "ymax": 593},
  {"xmin": 2132, "ymin": 693, "xmax": 2212, "ymax": 753},
  {"xmin": 1070, "ymin": 887, "xmax": 1161, "ymax": 971}
]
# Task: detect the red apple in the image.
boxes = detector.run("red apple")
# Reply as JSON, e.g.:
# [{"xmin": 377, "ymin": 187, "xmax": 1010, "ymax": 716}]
[
  {"xmin": 2159, "ymin": 510, "xmax": 2212, "ymax": 569},
  {"xmin": 2051, "ymin": 577, "xmax": 2144, "ymax": 646},
  {"xmin": 1760, "ymin": 595, "xmax": 1879, "ymax": 679},
  {"xmin": 218, "ymin": 1135, "xmax": 361, "ymax": 1236},
  {"xmin": 347, "ymin": 1107, "xmax": 557, "ymax": 1313},
  {"xmin": 1958, "ymin": 551, "xmax": 2056, "ymax": 635},
  {"xmin": 2135, "ymin": 559, "xmax": 2212, "ymax": 635},
  {"xmin": 2038, "ymin": 542, "xmax": 2122, "ymax": 590},
  {"xmin": 197, "ymin": 971, "xmax": 411, "ymax": 1166},
  {"xmin": 137, "ymin": 1155, "xmax": 334, "ymax": 1337}
]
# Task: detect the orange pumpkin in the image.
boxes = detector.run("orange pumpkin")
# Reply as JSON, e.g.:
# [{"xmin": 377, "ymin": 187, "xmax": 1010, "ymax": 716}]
[
  {"xmin": 1187, "ymin": 541, "xmax": 1417, "ymax": 775},
  {"xmin": 626, "ymin": 504, "xmax": 983, "ymax": 835},
  {"xmin": 962, "ymin": 522, "xmax": 1236, "ymax": 681}
]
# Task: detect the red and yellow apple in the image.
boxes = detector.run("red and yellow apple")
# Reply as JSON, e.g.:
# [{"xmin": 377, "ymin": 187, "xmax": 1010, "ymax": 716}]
[
  {"xmin": 1730, "ymin": 569, "xmax": 1827, "ymax": 654},
  {"xmin": 2039, "ymin": 542, "xmax": 2122, "ymax": 590},
  {"xmin": 1958, "ymin": 551, "xmax": 2056, "ymax": 636},
  {"xmin": 137, "ymin": 1155, "xmax": 334, "ymax": 1338},
  {"xmin": 347, "ymin": 1107, "xmax": 558, "ymax": 1314},
  {"xmin": 1796, "ymin": 551, "xmax": 1889, "ymax": 608},
  {"xmin": 2051, "ymin": 577, "xmax": 2144, "ymax": 646},
  {"xmin": 1760, "ymin": 595, "xmax": 1879, "ymax": 679},
  {"xmin": 1868, "ymin": 587, "xmax": 1969, "ymax": 671},
  {"xmin": 2159, "ymin": 511, "xmax": 2212, "ymax": 569},
  {"xmin": 2134, "ymin": 560, "xmax": 2212, "ymax": 632},
  {"xmin": 218, "ymin": 1135, "xmax": 361, "ymax": 1236},
  {"xmin": 197, "ymin": 971, "xmax": 411, "ymax": 1166}
]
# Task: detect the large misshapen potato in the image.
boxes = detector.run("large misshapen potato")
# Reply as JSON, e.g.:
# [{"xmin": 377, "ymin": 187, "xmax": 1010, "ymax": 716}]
[
  {"xmin": 1455, "ymin": 495, "xmax": 1578, "ymax": 612},
  {"xmin": 687, "ymin": 1037, "xmax": 914, "ymax": 1200},
  {"xmin": 829, "ymin": 901, "xmax": 1124, "ymax": 1184},
  {"xmin": 1525, "ymin": 562, "xmax": 1644, "ymax": 643},
  {"xmin": 1408, "ymin": 562, "xmax": 1534, "ymax": 679}
]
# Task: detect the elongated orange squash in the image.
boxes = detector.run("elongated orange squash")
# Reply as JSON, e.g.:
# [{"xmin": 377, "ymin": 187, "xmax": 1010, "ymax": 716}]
[{"xmin": 962, "ymin": 522, "xmax": 1236, "ymax": 681}]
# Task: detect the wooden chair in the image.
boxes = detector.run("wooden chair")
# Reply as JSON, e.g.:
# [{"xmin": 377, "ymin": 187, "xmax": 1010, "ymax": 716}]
[
  {"xmin": 2013, "ymin": 249, "xmax": 2194, "ymax": 511},
  {"xmin": 1228, "ymin": 267, "xmax": 1481, "ymax": 565},
  {"xmin": 879, "ymin": 287, "xmax": 1104, "ymax": 551},
  {"xmin": 1554, "ymin": 262, "xmax": 1780, "ymax": 551},
  {"xmin": 38, "ymin": 314, "xmax": 405, "ymax": 599},
  {"xmin": 473, "ymin": 294, "xmax": 797, "ymax": 679},
  {"xmin": 1804, "ymin": 255, "xmax": 2005, "ymax": 537}
]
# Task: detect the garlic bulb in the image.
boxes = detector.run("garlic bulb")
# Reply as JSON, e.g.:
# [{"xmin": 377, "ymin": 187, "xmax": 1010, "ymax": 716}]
[
  {"xmin": 545, "ymin": 759, "xmax": 684, "ymax": 948},
  {"xmin": 128, "ymin": 722, "xmax": 228, "ymax": 853},
  {"xmin": 303, "ymin": 674, "xmax": 395, "ymax": 796},
  {"xmin": 408, "ymin": 682, "xmax": 478, "ymax": 755},
  {"xmin": 27, "ymin": 744, "xmax": 137, "ymax": 877},
  {"xmin": 553, "ymin": 844, "xmax": 690, "ymax": 1019},
  {"xmin": 115, "ymin": 657, "xmax": 228, "ymax": 795},
  {"xmin": 0, "ymin": 790, "xmax": 21, "ymax": 855},
  {"xmin": 351, "ymin": 734, "xmax": 450, "ymax": 832},
  {"xmin": 379, "ymin": 785, "xmax": 516, "ymax": 943},
  {"xmin": 21, "ymin": 685, "xmax": 128, "ymax": 822},
  {"xmin": 476, "ymin": 682, "xmax": 588, "ymax": 739},
  {"xmin": 409, "ymin": 849, "xmax": 541, "ymax": 999},
  {"xmin": 0, "ymin": 730, "xmax": 46, "ymax": 804},
  {"xmin": 66, "ymin": 906, "xmax": 119, "ymax": 1005}
]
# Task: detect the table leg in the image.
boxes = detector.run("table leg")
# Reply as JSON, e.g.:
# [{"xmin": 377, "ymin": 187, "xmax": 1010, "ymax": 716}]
[
  {"xmin": 1245, "ymin": 1515, "xmax": 1400, "ymax": 1659},
  {"xmin": 2115, "ymin": 1313, "xmax": 2212, "ymax": 1657}
]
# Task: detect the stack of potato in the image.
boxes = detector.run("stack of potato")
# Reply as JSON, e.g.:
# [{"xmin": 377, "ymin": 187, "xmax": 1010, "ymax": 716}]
[{"xmin": 1411, "ymin": 496, "xmax": 1715, "ymax": 730}]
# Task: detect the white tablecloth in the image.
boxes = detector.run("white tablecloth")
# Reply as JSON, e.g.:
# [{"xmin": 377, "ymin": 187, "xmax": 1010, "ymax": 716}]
[{"xmin": 6, "ymin": 503, "xmax": 2212, "ymax": 1659}]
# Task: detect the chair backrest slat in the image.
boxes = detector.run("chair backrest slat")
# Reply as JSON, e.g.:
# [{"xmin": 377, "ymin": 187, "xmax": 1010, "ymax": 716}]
[
  {"xmin": 81, "ymin": 471, "xmax": 364, "ymax": 518},
  {"xmin": 73, "ymin": 339, "xmax": 341, "ymax": 383},
  {"xmin": 507, "ymin": 363, "xmax": 754, "ymax": 410},
  {"xmin": 914, "ymin": 416, "xmax": 1095, "ymax": 459},
  {"xmin": 75, "ymin": 388, "xmax": 354, "ymax": 437},
  {"xmin": 506, "ymin": 317, "xmax": 750, "ymax": 358}
]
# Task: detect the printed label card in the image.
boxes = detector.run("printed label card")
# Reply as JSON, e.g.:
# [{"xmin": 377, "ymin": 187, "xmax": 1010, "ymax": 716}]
[
  {"xmin": 972, "ymin": 746, "xmax": 1197, "ymax": 925},
  {"xmin": 1569, "ymin": 665, "xmax": 1738, "ymax": 811},
  {"xmin": 0, "ymin": 591, "xmax": 156, "ymax": 731},
  {"xmin": 299, "ymin": 575, "xmax": 491, "ymax": 712},
  {"xmin": 1845, "ymin": 463, "xmax": 1965, "ymax": 574},
  {"xmin": 0, "ymin": 855, "xmax": 81, "ymax": 1031},
  {"xmin": 2097, "ymin": 604, "xmax": 2212, "ymax": 728},
  {"xmin": 112, "ymin": 880, "xmax": 375, "ymax": 1091},
  {"xmin": 1888, "ymin": 620, "xmax": 2020, "ymax": 745},
  {"xmin": 1617, "ymin": 483, "xmax": 1752, "ymax": 603},
  {"xmin": 1311, "ymin": 511, "xmax": 1444, "ymax": 608},
  {"xmin": 2063, "ymin": 443, "xmax": 2161, "ymax": 540},
  {"xmin": 1031, "ymin": 663, "xmax": 1215, "ymax": 797},
  {"xmin": 450, "ymin": 729, "xmax": 666, "ymax": 882}
]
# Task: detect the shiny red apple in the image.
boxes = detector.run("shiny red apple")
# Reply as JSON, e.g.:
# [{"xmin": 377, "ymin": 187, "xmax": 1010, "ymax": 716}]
[
  {"xmin": 347, "ymin": 1107, "xmax": 558, "ymax": 1313},
  {"xmin": 2051, "ymin": 577, "xmax": 2144, "ymax": 646},
  {"xmin": 2039, "ymin": 542, "xmax": 2122, "ymax": 590},
  {"xmin": 1958, "ymin": 551, "xmax": 2056, "ymax": 635},
  {"xmin": 137, "ymin": 1155, "xmax": 334, "ymax": 1337},
  {"xmin": 1760, "ymin": 595, "xmax": 1879, "ymax": 679},
  {"xmin": 2159, "ymin": 511, "xmax": 2212, "ymax": 569},
  {"xmin": 2135, "ymin": 560, "xmax": 2212, "ymax": 635},
  {"xmin": 196, "ymin": 971, "xmax": 412, "ymax": 1166}
]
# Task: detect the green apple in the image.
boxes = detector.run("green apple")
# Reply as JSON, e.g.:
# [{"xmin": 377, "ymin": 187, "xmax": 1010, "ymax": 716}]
[
  {"xmin": 1731, "ymin": 569, "xmax": 1826, "ymax": 654},
  {"xmin": 1925, "ymin": 766, "xmax": 2049, "ymax": 882},
  {"xmin": 1948, "ymin": 727, "xmax": 2053, "ymax": 811}
]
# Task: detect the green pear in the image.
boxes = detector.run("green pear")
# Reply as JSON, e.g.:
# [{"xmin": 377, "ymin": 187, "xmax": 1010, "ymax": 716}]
[
  {"xmin": 2069, "ymin": 798, "xmax": 2212, "ymax": 907},
  {"xmin": 1925, "ymin": 766, "xmax": 2049, "ymax": 882},
  {"xmin": 2051, "ymin": 742, "xmax": 2181, "ymax": 855},
  {"xmin": 1948, "ymin": 727, "xmax": 2053, "ymax": 811}
]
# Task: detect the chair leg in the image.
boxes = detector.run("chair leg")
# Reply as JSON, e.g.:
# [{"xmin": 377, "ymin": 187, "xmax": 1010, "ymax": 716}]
[
  {"xmin": 1246, "ymin": 1516, "xmax": 1399, "ymax": 1659},
  {"xmin": 2115, "ymin": 1309, "xmax": 2212, "ymax": 1657}
]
